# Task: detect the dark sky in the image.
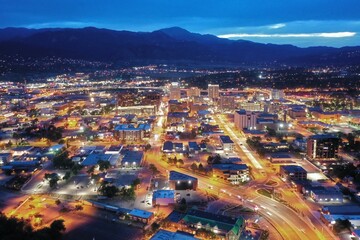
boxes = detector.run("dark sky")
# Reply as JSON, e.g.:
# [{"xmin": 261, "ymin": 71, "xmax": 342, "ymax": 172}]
[{"xmin": 1, "ymin": 0, "xmax": 360, "ymax": 47}]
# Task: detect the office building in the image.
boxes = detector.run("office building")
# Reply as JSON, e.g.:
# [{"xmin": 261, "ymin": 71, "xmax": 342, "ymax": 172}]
[
  {"xmin": 306, "ymin": 134, "xmax": 340, "ymax": 160},
  {"xmin": 219, "ymin": 95, "xmax": 236, "ymax": 112},
  {"xmin": 169, "ymin": 171, "xmax": 198, "ymax": 190},
  {"xmin": 187, "ymin": 87, "xmax": 201, "ymax": 98},
  {"xmin": 271, "ymin": 89, "xmax": 285, "ymax": 100},
  {"xmin": 208, "ymin": 84, "xmax": 219, "ymax": 100},
  {"xmin": 170, "ymin": 82, "xmax": 181, "ymax": 100},
  {"xmin": 280, "ymin": 165, "xmax": 307, "ymax": 181}
]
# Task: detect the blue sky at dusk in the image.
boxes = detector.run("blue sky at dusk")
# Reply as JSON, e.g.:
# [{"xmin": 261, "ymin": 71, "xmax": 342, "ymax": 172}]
[{"xmin": 1, "ymin": 0, "xmax": 360, "ymax": 47}]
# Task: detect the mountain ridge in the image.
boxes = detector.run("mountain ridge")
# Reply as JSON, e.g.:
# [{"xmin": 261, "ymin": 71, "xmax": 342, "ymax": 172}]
[{"xmin": 0, "ymin": 26, "xmax": 359, "ymax": 66}]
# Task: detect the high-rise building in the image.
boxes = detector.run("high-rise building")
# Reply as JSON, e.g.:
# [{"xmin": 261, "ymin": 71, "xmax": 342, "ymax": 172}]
[
  {"xmin": 271, "ymin": 89, "xmax": 285, "ymax": 100},
  {"xmin": 234, "ymin": 109, "xmax": 277, "ymax": 130},
  {"xmin": 219, "ymin": 95, "xmax": 236, "ymax": 112},
  {"xmin": 306, "ymin": 134, "xmax": 340, "ymax": 160},
  {"xmin": 208, "ymin": 84, "xmax": 219, "ymax": 100},
  {"xmin": 187, "ymin": 87, "xmax": 200, "ymax": 98},
  {"xmin": 234, "ymin": 110, "xmax": 258, "ymax": 130},
  {"xmin": 169, "ymin": 82, "xmax": 181, "ymax": 100}
]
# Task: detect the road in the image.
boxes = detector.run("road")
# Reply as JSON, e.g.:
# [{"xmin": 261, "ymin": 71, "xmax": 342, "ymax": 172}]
[{"xmin": 144, "ymin": 101, "xmax": 336, "ymax": 240}]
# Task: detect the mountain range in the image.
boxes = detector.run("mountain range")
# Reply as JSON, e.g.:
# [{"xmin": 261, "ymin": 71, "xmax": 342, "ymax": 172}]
[{"xmin": 0, "ymin": 26, "xmax": 360, "ymax": 66}]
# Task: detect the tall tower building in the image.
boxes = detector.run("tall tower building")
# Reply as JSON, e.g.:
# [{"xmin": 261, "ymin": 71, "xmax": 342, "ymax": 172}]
[
  {"xmin": 187, "ymin": 87, "xmax": 200, "ymax": 98},
  {"xmin": 270, "ymin": 89, "xmax": 285, "ymax": 100},
  {"xmin": 169, "ymin": 82, "xmax": 181, "ymax": 100},
  {"xmin": 208, "ymin": 84, "xmax": 220, "ymax": 100}
]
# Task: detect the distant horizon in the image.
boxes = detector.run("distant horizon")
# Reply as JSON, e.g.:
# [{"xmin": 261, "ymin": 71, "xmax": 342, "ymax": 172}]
[
  {"xmin": 1, "ymin": 0, "xmax": 360, "ymax": 48},
  {"xmin": 1, "ymin": 25, "xmax": 359, "ymax": 49}
]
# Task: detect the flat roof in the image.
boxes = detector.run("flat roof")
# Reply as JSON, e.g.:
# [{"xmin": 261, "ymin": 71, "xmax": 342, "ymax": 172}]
[
  {"xmin": 107, "ymin": 145, "xmax": 123, "ymax": 152},
  {"xmin": 323, "ymin": 205, "xmax": 360, "ymax": 215},
  {"xmin": 281, "ymin": 165, "xmax": 307, "ymax": 173},
  {"xmin": 12, "ymin": 146, "xmax": 34, "ymax": 151},
  {"xmin": 308, "ymin": 134, "xmax": 339, "ymax": 140},
  {"xmin": 121, "ymin": 150, "xmax": 143, "ymax": 165},
  {"xmin": 269, "ymin": 153, "xmax": 293, "ymax": 159},
  {"xmin": 163, "ymin": 141, "xmax": 174, "ymax": 151},
  {"xmin": 81, "ymin": 153, "xmax": 112, "ymax": 166},
  {"xmin": 129, "ymin": 208, "xmax": 153, "ymax": 219},
  {"xmin": 219, "ymin": 135, "xmax": 234, "ymax": 144},
  {"xmin": 188, "ymin": 142, "xmax": 200, "ymax": 150},
  {"xmin": 153, "ymin": 190, "xmax": 175, "ymax": 199},
  {"xmin": 151, "ymin": 230, "xmax": 198, "ymax": 240},
  {"xmin": 213, "ymin": 164, "xmax": 248, "ymax": 171},
  {"xmin": 183, "ymin": 209, "xmax": 244, "ymax": 235},
  {"xmin": 169, "ymin": 171, "xmax": 197, "ymax": 182}
]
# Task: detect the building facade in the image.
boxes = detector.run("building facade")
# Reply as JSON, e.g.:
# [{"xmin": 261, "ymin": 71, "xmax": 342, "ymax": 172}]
[{"xmin": 306, "ymin": 135, "xmax": 340, "ymax": 160}]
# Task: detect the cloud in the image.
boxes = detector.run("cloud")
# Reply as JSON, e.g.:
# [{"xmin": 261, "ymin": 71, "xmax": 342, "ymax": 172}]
[
  {"xmin": 218, "ymin": 32, "xmax": 356, "ymax": 38},
  {"xmin": 25, "ymin": 21, "xmax": 97, "ymax": 29},
  {"xmin": 268, "ymin": 23, "xmax": 286, "ymax": 29}
]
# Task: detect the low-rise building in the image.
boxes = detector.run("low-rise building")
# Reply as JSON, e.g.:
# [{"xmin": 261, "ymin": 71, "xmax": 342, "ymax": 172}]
[
  {"xmin": 151, "ymin": 230, "xmax": 199, "ymax": 240},
  {"xmin": 219, "ymin": 135, "xmax": 235, "ymax": 153},
  {"xmin": 169, "ymin": 171, "xmax": 198, "ymax": 190},
  {"xmin": 128, "ymin": 208, "xmax": 154, "ymax": 224},
  {"xmin": 309, "ymin": 186, "xmax": 343, "ymax": 203},
  {"xmin": 280, "ymin": 165, "xmax": 307, "ymax": 181},
  {"xmin": 152, "ymin": 190, "xmax": 176, "ymax": 206},
  {"xmin": 188, "ymin": 142, "xmax": 200, "ymax": 153},
  {"xmin": 113, "ymin": 124, "xmax": 150, "ymax": 141},
  {"xmin": 81, "ymin": 153, "xmax": 120, "ymax": 167},
  {"xmin": 212, "ymin": 164, "xmax": 250, "ymax": 184},
  {"xmin": 0, "ymin": 153, "xmax": 12, "ymax": 166},
  {"xmin": 120, "ymin": 150, "xmax": 143, "ymax": 168},
  {"xmin": 180, "ymin": 209, "xmax": 245, "ymax": 240}
]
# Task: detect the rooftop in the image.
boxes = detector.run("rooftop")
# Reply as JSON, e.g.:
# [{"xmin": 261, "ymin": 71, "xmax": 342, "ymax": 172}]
[
  {"xmin": 151, "ymin": 230, "xmax": 198, "ymax": 240},
  {"xmin": 308, "ymin": 134, "xmax": 339, "ymax": 140},
  {"xmin": 152, "ymin": 190, "xmax": 175, "ymax": 199},
  {"xmin": 212, "ymin": 164, "xmax": 248, "ymax": 171},
  {"xmin": 81, "ymin": 153, "xmax": 112, "ymax": 166},
  {"xmin": 183, "ymin": 209, "xmax": 244, "ymax": 235},
  {"xmin": 169, "ymin": 171, "xmax": 197, "ymax": 182},
  {"xmin": 129, "ymin": 208, "xmax": 153, "ymax": 219},
  {"xmin": 281, "ymin": 165, "xmax": 307, "ymax": 173},
  {"xmin": 219, "ymin": 135, "xmax": 234, "ymax": 144}
]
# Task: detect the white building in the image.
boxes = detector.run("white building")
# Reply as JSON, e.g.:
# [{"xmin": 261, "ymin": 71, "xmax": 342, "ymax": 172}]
[
  {"xmin": 271, "ymin": 89, "xmax": 285, "ymax": 100},
  {"xmin": 234, "ymin": 110, "xmax": 258, "ymax": 130}
]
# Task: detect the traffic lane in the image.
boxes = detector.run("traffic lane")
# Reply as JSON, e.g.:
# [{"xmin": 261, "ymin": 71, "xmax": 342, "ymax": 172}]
[{"xmin": 146, "ymin": 141, "xmax": 319, "ymax": 239}]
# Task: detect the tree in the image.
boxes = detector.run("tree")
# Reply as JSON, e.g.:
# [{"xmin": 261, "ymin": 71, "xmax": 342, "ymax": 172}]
[
  {"xmin": 267, "ymin": 128, "xmax": 277, "ymax": 137},
  {"xmin": 63, "ymin": 171, "xmax": 71, "ymax": 181},
  {"xmin": 49, "ymin": 178, "xmax": 58, "ymax": 189},
  {"xmin": 99, "ymin": 185, "xmax": 119, "ymax": 198},
  {"xmin": 144, "ymin": 144, "xmax": 151, "ymax": 151},
  {"xmin": 149, "ymin": 164, "xmax": 160, "ymax": 176},
  {"xmin": 178, "ymin": 198, "xmax": 187, "ymax": 212},
  {"xmin": 71, "ymin": 163, "xmax": 83, "ymax": 175},
  {"xmin": 98, "ymin": 160, "xmax": 111, "ymax": 172},
  {"xmin": 191, "ymin": 162, "xmax": 198, "ymax": 172},
  {"xmin": 0, "ymin": 213, "xmax": 66, "ymax": 240},
  {"xmin": 12, "ymin": 132, "xmax": 21, "ymax": 145},
  {"xmin": 212, "ymin": 154, "xmax": 221, "ymax": 164},
  {"xmin": 132, "ymin": 178, "xmax": 141, "ymax": 188},
  {"xmin": 198, "ymin": 163, "xmax": 205, "ymax": 172},
  {"xmin": 177, "ymin": 159, "xmax": 184, "ymax": 167},
  {"xmin": 53, "ymin": 150, "xmax": 73, "ymax": 169},
  {"xmin": 333, "ymin": 219, "xmax": 352, "ymax": 234},
  {"xmin": 86, "ymin": 166, "xmax": 95, "ymax": 175}
]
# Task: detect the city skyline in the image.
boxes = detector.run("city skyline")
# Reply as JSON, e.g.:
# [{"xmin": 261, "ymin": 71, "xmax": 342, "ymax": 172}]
[{"xmin": 1, "ymin": 0, "xmax": 360, "ymax": 47}]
